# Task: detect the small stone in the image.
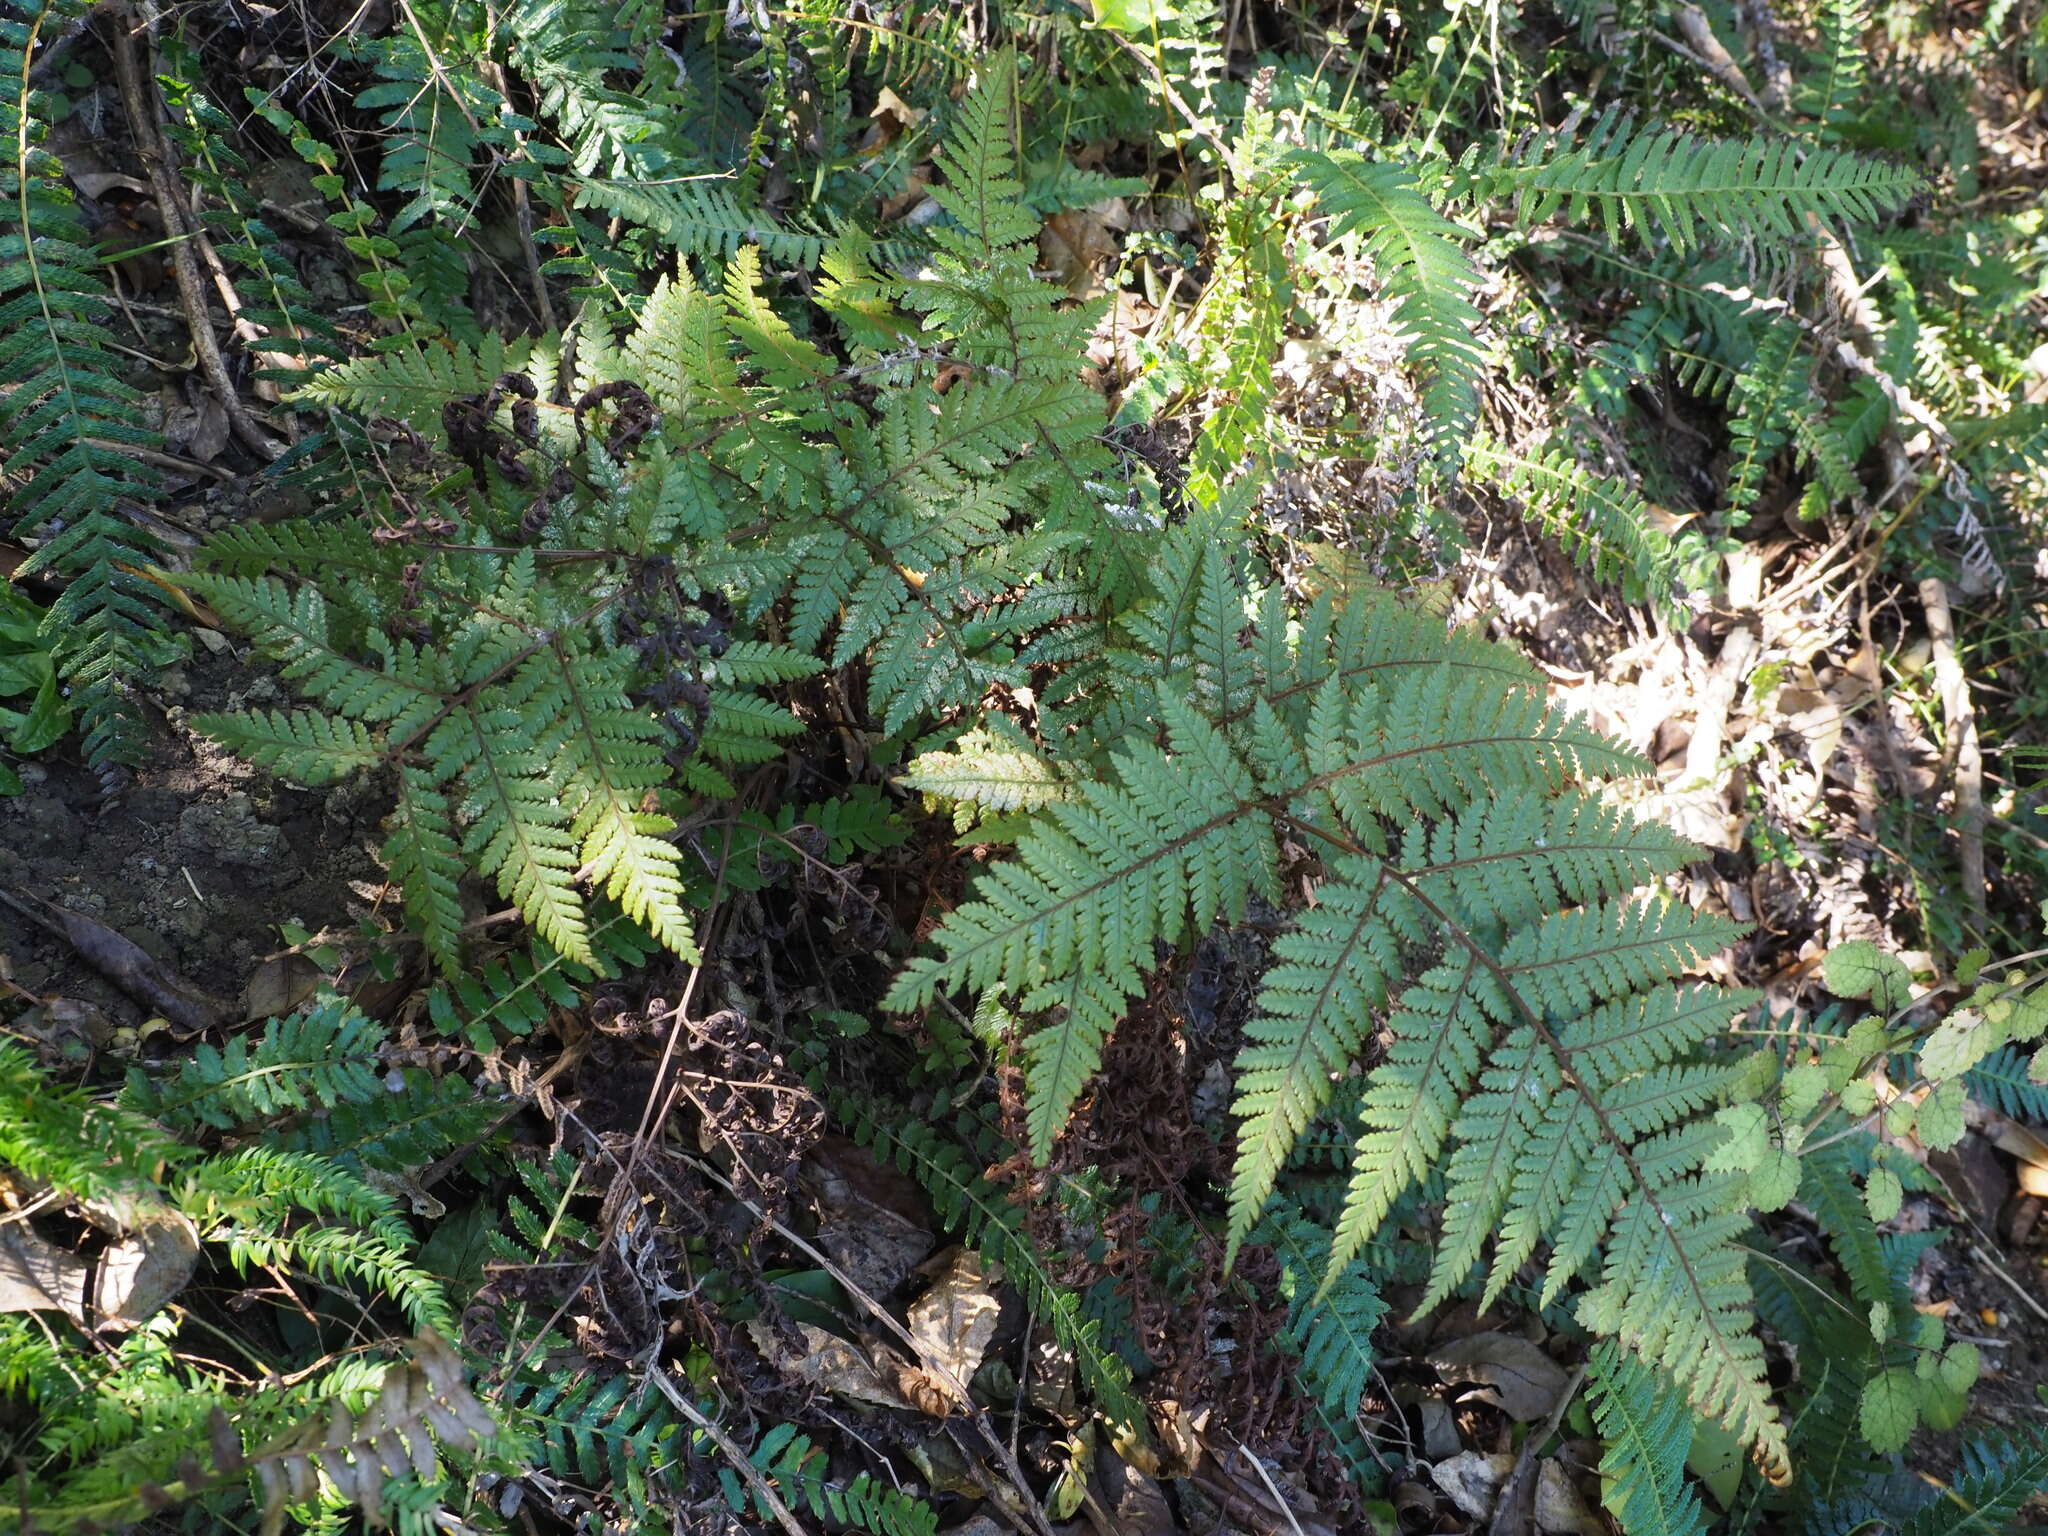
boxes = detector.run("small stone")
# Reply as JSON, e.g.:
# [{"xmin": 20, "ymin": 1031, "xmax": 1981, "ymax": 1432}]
[{"xmin": 195, "ymin": 629, "xmax": 231, "ymax": 654}]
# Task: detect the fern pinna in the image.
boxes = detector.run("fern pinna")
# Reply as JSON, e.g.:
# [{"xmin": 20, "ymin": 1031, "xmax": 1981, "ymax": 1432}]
[{"xmin": 886, "ymin": 525, "xmax": 1790, "ymax": 1477}]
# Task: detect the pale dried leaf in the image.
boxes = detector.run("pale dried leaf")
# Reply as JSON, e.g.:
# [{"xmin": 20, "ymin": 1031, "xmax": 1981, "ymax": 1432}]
[
  {"xmin": 745, "ymin": 1318, "xmax": 913, "ymax": 1410},
  {"xmin": 1428, "ymin": 1332, "xmax": 1570, "ymax": 1422},
  {"xmin": 905, "ymin": 1247, "xmax": 999, "ymax": 1405},
  {"xmin": 93, "ymin": 1209, "xmax": 200, "ymax": 1328}
]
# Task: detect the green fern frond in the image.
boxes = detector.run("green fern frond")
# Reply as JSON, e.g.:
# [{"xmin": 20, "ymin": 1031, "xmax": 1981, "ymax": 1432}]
[
  {"xmin": 1804, "ymin": 0, "xmax": 1872, "ymax": 141},
  {"xmin": 1897, "ymin": 1426, "xmax": 2048, "ymax": 1536},
  {"xmin": 289, "ymin": 335, "xmax": 530, "ymax": 431},
  {"xmin": 123, "ymin": 998, "xmax": 385, "ymax": 1131},
  {"xmin": 0, "ymin": 1039, "xmax": 183, "ymax": 1204},
  {"xmin": 1258, "ymin": 1209, "xmax": 1384, "ymax": 1422},
  {"xmin": 738, "ymin": 1424, "xmax": 938, "ymax": 1536},
  {"xmin": 573, "ymin": 176, "xmax": 840, "ymax": 268},
  {"xmin": 1725, "ymin": 320, "xmax": 1806, "ymax": 520},
  {"xmin": 1291, "ymin": 150, "xmax": 1486, "ymax": 465},
  {"xmin": 1493, "ymin": 115, "xmax": 1920, "ymax": 251},
  {"xmin": 1, "ymin": 0, "xmax": 171, "ymax": 766},
  {"xmin": 1586, "ymin": 1341, "xmax": 1710, "ymax": 1536},
  {"xmin": 1466, "ymin": 437, "xmax": 1704, "ymax": 600},
  {"xmin": 890, "ymin": 533, "xmax": 1790, "ymax": 1474}
]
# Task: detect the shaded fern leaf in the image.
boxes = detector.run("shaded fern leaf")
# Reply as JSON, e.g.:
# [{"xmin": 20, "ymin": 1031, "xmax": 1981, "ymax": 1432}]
[
  {"xmin": 736, "ymin": 1424, "xmax": 937, "ymax": 1536},
  {"xmin": 1586, "ymin": 1341, "xmax": 1710, "ymax": 1536},
  {"xmin": 1896, "ymin": 1425, "xmax": 2048, "ymax": 1536},
  {"xmin": 1, "ymin": 0, "xmax": 170, "ymax": 767}
]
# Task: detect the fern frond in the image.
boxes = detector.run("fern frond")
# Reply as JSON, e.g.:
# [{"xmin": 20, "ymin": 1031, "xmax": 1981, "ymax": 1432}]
[
  {"xmin": 738, "ymin": 1424, "xmax": 938, "ymax": 1536},
  {"xmin": 1291, "ymin": 150, "xmax": 1486, "ymax": 465},
  {"xmin": 890, "ymin": 535, "xmax": 1789, "ymax": 1473},
  {"xmin": 1466, "ymin": 438, "xmax": 1704, "ymax": 600},
  {"xmin": 1, "ymin": 12, "xmax": 170, "ymax": 766},
  {"xmin": 289, "ymin": 335, "xmax": 528, "ymax": 431},
  {"xmin": 1586, "ymin": 1341, "xmax": 1710, "ymax": 1536},
  {"xmin": 573, "ymin": 176, "xmax": 839, "ymax": 268},
  {"xmin": 1897, "ymin": 1426, "xmax": 2048, "ymax": 1536},
  {"xmin": 1494, "ymin": 116, "xmax": 1920, "ymax": 251},
  {"xmin": 249, "ymin": 1333, "xmax": 493, "ymax": 1536},
  {"xmin": 1258, "ymin": 1209, "xmax": 1384, "ymax": 1422},
  {"xmin": 122, "ymin": 998, "xmax": 385, "ymax": 1131},
  {"xmin": 1725, "ymin": 319, "xmax": 1806, "ymax": 519}
]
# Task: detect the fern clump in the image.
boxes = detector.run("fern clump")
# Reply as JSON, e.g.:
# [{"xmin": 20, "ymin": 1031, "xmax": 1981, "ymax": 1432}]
[{"xmin": 888, "ymin": 526, "xmax": 1790, "ymax": 1474}]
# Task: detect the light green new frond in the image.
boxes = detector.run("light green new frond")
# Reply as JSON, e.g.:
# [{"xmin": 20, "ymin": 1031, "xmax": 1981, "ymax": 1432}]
[
  {"xmin": 1586, "ymin": 1342, "xmax": 1710, "ymax": 1536},
  {"xmin": 618, "ymin": 280, "xmax": 727, "ymax": 438},
  {"xmin": 1291, "ymin": 150, "xmax": 1485, "ymax": 464},
  {"xmin": 1465, "ymin": 438, "xmax": 1703, "ymax": 601},
  {"xmin": 928, "ymin": 53, "xmax": 1037, "ymax": 260},
  {"xmin": 1495, "ymin": 117, "xmax": 1920, "ymax": 251},
  {"xmin": 290, "ymin": 334, "xmax": 527, "ymax": 431},
  {"xmin": 519, "ymin": 651, "xmax": 698, "ymax": 960},
  {"xmin": 900, "ymin": 727, "xmax": 1071, "ymax": 815},
  {"xmin": 441, "ymin": 701, "xmax": 590, "ymax": 964}
]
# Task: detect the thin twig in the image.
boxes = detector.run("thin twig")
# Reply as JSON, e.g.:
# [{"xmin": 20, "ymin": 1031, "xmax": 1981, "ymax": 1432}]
[
  {"xmin": 1919, "ymin": 576, "xmax": 1987, "ymax": 934},
  {"xmin": 104, "ymin": 1, "xmax": 284, "ymax": 461},
  {"xmin": 647, "ymin": 1364, "xmax": 809, "ymax": 1536}
]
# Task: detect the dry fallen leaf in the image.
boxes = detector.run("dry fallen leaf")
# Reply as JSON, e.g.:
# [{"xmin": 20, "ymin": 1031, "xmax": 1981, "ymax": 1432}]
[
  {"xmin": 93, "ymin": 1209, "xmax": 201, "ymax": 1329},
  {"xmin": 0, "ymin": 1226, "xmax": 89, "ymax": 1324},
  {"xmin": 1536, "ymin": 1457, "xmax": 1604, "ymax": 1535},
  {"xmin": 1429, "ymin": 1331, "xmax": 1570, "ymax": 1422},
  {"xmin": 745, "ymin": 1319, "xmax": 912, "ymax": 1410},
  {"xmin": 1430, "ymin": 1449, "xmax": 1514, "ymax": 1522},
  {"xmin": 243, "ymin": 951, "xmax": 323, "ymax": 1022},
  {"xmin": 904, "ymin": 1246, "xmax": 999, "ymax": 1409}
]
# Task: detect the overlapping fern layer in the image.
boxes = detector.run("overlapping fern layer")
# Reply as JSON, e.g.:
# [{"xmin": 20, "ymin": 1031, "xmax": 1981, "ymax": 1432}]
[{"xmin": 889, "ymin": 525, "xmax": 1786, "ymax": 1473}]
